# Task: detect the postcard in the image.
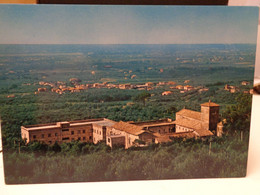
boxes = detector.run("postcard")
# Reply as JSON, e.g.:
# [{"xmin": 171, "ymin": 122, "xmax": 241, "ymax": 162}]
[{"xmin": 0, "ymin": 5, "xmax": 258, "ymax": 184}]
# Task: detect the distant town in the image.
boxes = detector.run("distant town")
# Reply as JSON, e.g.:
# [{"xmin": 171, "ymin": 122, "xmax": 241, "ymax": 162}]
[{"xmin": 32, "ymin": 78, "xmax": 253, "ymax": 96}]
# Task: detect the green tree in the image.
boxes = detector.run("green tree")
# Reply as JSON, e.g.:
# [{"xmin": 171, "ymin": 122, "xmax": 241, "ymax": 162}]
[
  {"xmin": 222, "ymin": 94, "xmax": 252, "ymax": 135},
  {"xmin": 132, "ymin": 91, "xmax": 151, "ymax": 106}
]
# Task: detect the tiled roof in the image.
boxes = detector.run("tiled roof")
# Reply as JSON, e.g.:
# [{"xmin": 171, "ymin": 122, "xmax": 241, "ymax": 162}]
[
  {"xmin": 141, "ymin": 122, "xmax": 175, "ymax": 128},
  {"xmin": 175, "ymin": 118, "xmax": 213, "ymax": 137},
  {"xmin": 22, "ymin": 118, "xmax": 113, "ymax": 131},
  {"xmin": 22, "ymin": 125, "xmax": 59, "ymax": 131},
  {"xmin": 193, "ymin": 128, "xmax": 213, "ymax": 137},
  {"xmin": 155, "ymin": 135, "xmax": 172, "ymax": 143},
  {"xmin": 174, "ymin": 118, "xmax": 202, "ymax": 130},
  {"xmin": 91, "ymin": 119, "xmax": 116, "ymax": 127},
  {"xmin": 154, "ymin": 132, "xmax": 196, "ymax": 143},
  {"xmin": 201, "ymin": 101, "xmax": 219, "ymax": 107},
  {"xmin": 112, "ymin": 121, "xmax": 145, "ymax": 136},
  {"xmin": 130, "ymin": 119, "xmax": 172, "ymax": 126},
  {"xmin": 176, "ymin": 109, "xmax": 201, "ymax": 121}
]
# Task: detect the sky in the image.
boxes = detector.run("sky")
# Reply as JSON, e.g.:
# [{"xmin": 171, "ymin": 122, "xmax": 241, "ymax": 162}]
[{"xmin": 0, "ymin": 5, "xmax": 259, "ymax": 44}]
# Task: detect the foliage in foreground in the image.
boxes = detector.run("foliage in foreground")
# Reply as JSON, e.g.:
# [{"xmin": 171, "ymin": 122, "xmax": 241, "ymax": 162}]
[{"xmin": 3, "ymin": 134, "xmax": 249, "ymax": 184}]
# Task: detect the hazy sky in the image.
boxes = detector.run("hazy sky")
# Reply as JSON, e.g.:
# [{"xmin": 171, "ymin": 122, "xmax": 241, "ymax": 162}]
[{"xmin": 0, "ymin": 5, "xmax": 258, "ymax": 44}]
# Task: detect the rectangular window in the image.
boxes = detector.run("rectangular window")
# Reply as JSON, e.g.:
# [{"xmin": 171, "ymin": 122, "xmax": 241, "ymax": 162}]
[
  {"xmin": 55, "ymin": 133, "xmax": 58, "ymax": 136},
  {"xmin": 62, "ymin": 129, "xmax": 69, "ymax": 132},
  {"xmin": 83, "ymin": 137, "xmax": 86, "ymax": 140},
  {"xmin": 108, "ymin": 138, "xmax": 110, "ymax": 143},
  {"xmin": 78, "ymin": 137, "xmax": 81, "ymax": 141},
  {"xmin": 72, "ymin": 138, "xmax": 75, "ymax": 141},
  {"xmin": 33, "ymin": 135, "xmax": 36, "ymax": 139},
  {"xmin": 49, "ymin": 141, "xmax": 52, "ymax": 144},
  {"xmin": 71, "ymin": 131, "xmax": 74, "ymax": 135},
  {"xmin": 62, "ymin": 137, "xmax": 69, "ymax": 140},
  {"xmin": 41, "ymin": 134, "xmax": 44, "ymax": 138},
  {"xmin": 83, "ymin": 130, "xmax": 85, "ymax": 133},
  {"xmin": 78, "ymin": 130, "xmax": 81, "ymax": 134},
  {"xmin": 48, "ymin": 133, "xmax": 51, "ymax": 137}
]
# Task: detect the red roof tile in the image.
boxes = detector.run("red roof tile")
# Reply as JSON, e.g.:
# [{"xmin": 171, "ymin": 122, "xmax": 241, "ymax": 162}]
[
  {"xmin": 193, "ymin": 128, "xmax": 213, "ymax": 137},
  {"xmin": 112, "ymin": 121, "xmax": 145, "ymax": 136},
  {"xmin": 201, "ymin": 101, "xmax": 219, "ymax": 107},
  {"xmin": 174, "ymin": 118, "xmax": 213, "ymax": 137},
  {"xmin": 154, "ymin": 132, "xmax": 196, "ymax": 143},
  {"xmin": 176, "ymin": 109, "xmax": 201, "ymax": 121},
  {"xmin": 174, "ymin": 118, "xmax": 201, "ymax": 130}
]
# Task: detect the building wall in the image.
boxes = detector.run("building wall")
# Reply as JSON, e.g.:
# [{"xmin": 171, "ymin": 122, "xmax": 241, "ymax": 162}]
[
  {"xmin": 209, "ymin": 107, "xmax": 219, "ymax": 130},
  {"xmin": 201, "ymin": 106, "xmax": 210, "ymax": 130},
  {"xmin": 28, "ymin": 128, "xmax": 61, "ymax": 144},
  {"xmin": 21, "ymin": 127, "xmax": 30, "ymax": 143},
  {"xmin": 106, "ymin": 136, "xmax": 125, "ymax": 148},
  {"xmin": 22, "ymin": 123, "xmax": 94, "ymax": 144},
  {"xmin": 175, "ymin": 125, "xmax": 193, "ymax": 133},
  {"xmin": 139, "ymin": 132, "xmax": 154, "ymax": 143},
  {"xmin": 105, "ymin": 127, "xmax": 139, "ymax": 149},
  {"xmin": 147, "ymin": 125, "xmax": 175, "ymax": 134},
  {"xmin": 125, "ymin": 133, "xmax": 139, "ymax": 149},
  {"xmin": 93, "ymin": 124, "xmax": 106, "ymax": 144},
  {"xmin": 217, "ymin": 122, "xmax": 224, "ymax": 137},
  {"xmin": 201, "ymin": 106, "xmax": 219, "ymax": 131},
  {"xmin": 64, "ymin": 125, "xmax": 93, "ymax": 143}
]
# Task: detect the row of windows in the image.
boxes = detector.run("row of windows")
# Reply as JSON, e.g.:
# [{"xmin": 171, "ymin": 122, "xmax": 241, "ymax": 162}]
[
  {"xmin": 178, "ymin": 126, "xmax": 191, "ymax": 132},
  {"xmin": 32, "ymin": 130, "xmax": 88, "ymax": 139},
  {"xmin": 158, "ymin": 129, "xmax": 167, "ymax": 133},
  {"xmin": 71, "ymin": 130, "xmax": 86, "ymax": 135},
  {"xmin": 94, "ymin": 129, "xmax": 102, "ymax": 135},
  {"xmin": 62, "ymin": 136, "xmax": 92, "ymax": 141},
  {"xmin": 33, "ymin": 133, "xmax": 59, "ymax": 139},
  {"xmin": 157, "ymin": 127, "xmax": 175, "ymax": 134}
]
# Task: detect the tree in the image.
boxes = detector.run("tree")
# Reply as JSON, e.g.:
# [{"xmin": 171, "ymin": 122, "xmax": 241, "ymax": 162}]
[
  {"xmin": 132, "ymin": 91, "xmax": 151, "ymax": 106},
  {"xmin": 222, "ymin": 94, "xmax": 252, "ymax": 135}
]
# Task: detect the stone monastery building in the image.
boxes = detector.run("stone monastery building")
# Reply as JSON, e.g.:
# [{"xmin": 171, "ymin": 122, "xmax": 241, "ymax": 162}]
[{"xmin": 21, "ymin": 101, "xmax": 223, "ymax": 149}]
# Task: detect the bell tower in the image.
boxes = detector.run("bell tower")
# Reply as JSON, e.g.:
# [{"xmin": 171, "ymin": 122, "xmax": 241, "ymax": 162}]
[{"xmin": 200, "ymin": 100, "xmax": 220, "ymax": 131}]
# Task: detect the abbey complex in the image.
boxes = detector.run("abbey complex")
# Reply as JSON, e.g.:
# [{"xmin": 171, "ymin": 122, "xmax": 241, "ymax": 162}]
[{"xmin": 21, "ymin": 101, "xmax": 223, "ymax": 149}]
